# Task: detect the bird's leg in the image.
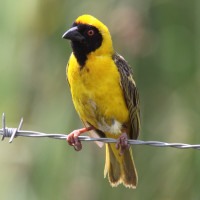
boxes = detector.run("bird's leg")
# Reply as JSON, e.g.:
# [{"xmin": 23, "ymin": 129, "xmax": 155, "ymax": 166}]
[
  {"xmin": 67, "ymin": 126, "xmax": 94, "ymax": 151},
  {"xmin": 116, "ymin": 129, "xmax": 130, "ymax": 156}
]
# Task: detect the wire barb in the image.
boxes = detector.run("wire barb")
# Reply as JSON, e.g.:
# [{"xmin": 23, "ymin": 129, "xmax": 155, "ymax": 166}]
[
  {"xmin": 0, "ymin": 113, "xmax": 200, "ymax": 150},
  {"xmin": 1, "ymin": 113, "xmax": 5, "ymax": 141}
]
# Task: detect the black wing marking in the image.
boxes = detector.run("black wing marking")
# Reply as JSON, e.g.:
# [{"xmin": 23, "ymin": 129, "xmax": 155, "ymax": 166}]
[{"xmin": 113, "ymin": 52, "xmax": 140, "ymax": 139}]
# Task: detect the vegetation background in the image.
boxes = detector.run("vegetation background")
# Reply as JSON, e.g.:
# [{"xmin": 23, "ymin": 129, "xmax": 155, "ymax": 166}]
[{"xmin": 0, "ymin": 0, "xmax": 200, "ymax": 199}]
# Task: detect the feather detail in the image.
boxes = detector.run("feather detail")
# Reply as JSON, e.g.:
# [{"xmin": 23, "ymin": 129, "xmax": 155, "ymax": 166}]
[
  {"xmin": 104, "ymin": 143, "xmax": 137, "ymax": 188},
  {"xmin": 113, "ymin": 52, "xmax": 140, "ymax": 139}
]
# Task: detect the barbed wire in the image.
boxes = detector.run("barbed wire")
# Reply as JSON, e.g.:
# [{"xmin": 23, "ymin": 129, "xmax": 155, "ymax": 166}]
[{"xmin": 0, "ymin": 113, "xmax": 200, "ymax": 150}]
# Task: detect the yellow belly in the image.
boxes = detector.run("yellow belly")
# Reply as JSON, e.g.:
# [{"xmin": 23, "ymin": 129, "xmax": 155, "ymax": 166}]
[{"xmin": 67, "ymin": 53, "xmax": 129, "ymax": 135}]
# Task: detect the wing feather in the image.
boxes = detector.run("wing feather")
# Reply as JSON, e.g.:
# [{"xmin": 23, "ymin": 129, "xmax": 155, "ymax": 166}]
[{"xmin": 113, "ymin": 52, "xmax": 140, "ymax": 139}]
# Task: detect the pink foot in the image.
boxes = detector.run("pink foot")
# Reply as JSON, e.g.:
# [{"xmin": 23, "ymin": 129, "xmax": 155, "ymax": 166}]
[
  {"xmin": 116, "ymin": 132, "xmax": 130, "ymax": 156},
  {"xmin": 67, "ymin": 126, "xmax": 94, "ymax": 151}
]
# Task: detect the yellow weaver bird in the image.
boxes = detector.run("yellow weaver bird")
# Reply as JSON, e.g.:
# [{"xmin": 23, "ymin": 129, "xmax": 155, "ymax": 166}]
[{"xmin": 62, "ymin": 15, "xmax": 140, "ymax": 188}]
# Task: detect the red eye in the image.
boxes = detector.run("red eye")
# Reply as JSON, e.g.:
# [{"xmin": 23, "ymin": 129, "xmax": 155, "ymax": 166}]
[{"xmin": 88, "ymin": 29, "xmax": 94, "ymax": 36}]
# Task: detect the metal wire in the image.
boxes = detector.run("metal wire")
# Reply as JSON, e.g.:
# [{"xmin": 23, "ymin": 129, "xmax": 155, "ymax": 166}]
[{"xmin": 0, "ymin": 113, "xmax": 200, "ymax": 150}]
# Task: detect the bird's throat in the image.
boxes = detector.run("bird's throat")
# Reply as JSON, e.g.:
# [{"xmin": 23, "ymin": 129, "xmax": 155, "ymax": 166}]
[{"xmin": 71, "ymin": 41, "xmax": 88, "ymax": 68}]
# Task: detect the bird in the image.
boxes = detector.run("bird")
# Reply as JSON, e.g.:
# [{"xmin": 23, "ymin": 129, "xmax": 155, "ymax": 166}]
[{"xmin": 62, "ymin": 15, "xmax": 140, "ymax": 188}]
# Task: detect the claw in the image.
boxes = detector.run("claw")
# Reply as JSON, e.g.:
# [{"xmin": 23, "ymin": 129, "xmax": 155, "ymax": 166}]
[
  {"xmin": 116, "ymin": 132, "xmax": 130, "ymax": 156},
  {"xmin": 73, "ymin": 144, "xmax": 82, "ymax": 151},
  {"xmin": 67, "ymin": 126, "xmax": 94, "ymax": 151},
  {"xmin": 67, "ymin": 130, "xmax": 83, "ymax": 150}
]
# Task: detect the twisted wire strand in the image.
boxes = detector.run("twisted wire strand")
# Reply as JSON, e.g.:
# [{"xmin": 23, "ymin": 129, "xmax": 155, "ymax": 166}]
[{"xmin": 1, "ymin": 113, "xmax": 200, "ymax": 150}]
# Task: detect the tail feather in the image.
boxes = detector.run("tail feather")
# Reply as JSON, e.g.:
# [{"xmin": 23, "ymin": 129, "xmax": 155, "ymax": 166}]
[
  {"xmin": 104, "ymin": 143, "xmax": 137, "ymax": 188},
  {"xmin": 104, "ymin": 144, "xmax": 121, "ymax": 185},
  {"xmin": 121, "ymin": 147, "xmax": 137, "ymax": 187}
]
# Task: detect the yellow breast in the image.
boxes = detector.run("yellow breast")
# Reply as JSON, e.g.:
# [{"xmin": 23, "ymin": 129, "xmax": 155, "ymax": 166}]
[{"xmin": 67, "ymin": 53, "xmax": 129, "ymax": 135}]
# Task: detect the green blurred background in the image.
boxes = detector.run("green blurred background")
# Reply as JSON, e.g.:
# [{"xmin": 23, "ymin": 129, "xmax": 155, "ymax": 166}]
[{"xmin": 1, "ymin": 0, "xmax": 200, "ymax": 199}]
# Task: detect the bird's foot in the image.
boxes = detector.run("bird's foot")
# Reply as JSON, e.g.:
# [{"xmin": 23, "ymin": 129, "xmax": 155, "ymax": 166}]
[
  {"xmin": 116, "ymin": 131, "xmax": 130, "ymax": 156},
  {"xmin": 67, "ymin": 126, "xmax": 94, "ymax": 151}
]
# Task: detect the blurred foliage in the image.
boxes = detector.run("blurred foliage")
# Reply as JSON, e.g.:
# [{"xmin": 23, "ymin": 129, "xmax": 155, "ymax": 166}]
[{"xmin": 1, "ymin": 0, "xmax": 200, "ymax": 199}]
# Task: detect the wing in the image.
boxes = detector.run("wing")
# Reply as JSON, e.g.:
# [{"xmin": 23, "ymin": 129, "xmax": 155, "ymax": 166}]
[{"xmin": 113, "ymin": 52, "xmax": 140, "ymax": 139}]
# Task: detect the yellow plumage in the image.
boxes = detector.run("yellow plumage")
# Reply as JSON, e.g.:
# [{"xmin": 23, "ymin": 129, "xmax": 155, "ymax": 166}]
[
  {"xmin": 67, "ymin": 53, "xmax": 129, "ymax": 130},
  {"xmin": 63, "ymin": 15, "xmax": 140, "ymax": 188}
]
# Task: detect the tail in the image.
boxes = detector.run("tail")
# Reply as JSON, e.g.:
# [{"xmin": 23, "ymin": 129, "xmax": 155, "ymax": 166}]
[{"xmin": 104, "ymin": 143, "xmax": 137, "ymax": 188}]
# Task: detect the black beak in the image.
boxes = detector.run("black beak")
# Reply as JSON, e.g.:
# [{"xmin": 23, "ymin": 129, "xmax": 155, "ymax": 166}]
[{"xmin": 62, "ymin": 26, "xmax": 85, "ymax": 42}]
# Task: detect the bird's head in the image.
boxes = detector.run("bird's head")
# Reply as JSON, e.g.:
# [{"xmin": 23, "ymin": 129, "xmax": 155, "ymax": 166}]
[{"xmin": 62, "ymin": 15, "xmax": 113, "ymax": 66}]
